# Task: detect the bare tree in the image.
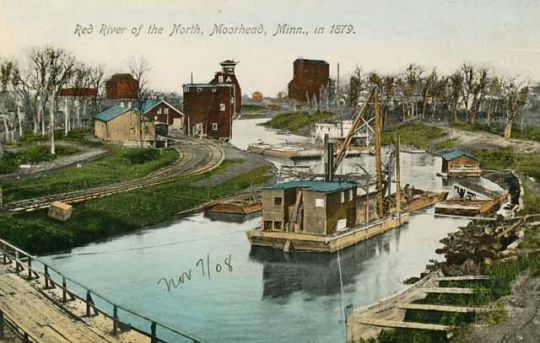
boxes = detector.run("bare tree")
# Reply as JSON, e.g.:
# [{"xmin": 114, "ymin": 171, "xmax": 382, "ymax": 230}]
[
  {"xmin": 421, "ymin": 68, "xmax": 437, "ymax": 119},
  {"xmin": 44, "ymin": 47, "xmax": 76, "ymax": 154},
  {"xmin": 502, "ymin": 78, "xmax": 529, "ymax": 140},
  {"xmin": 88, "ymin": 65, "xmax": 105, "ymax": 116},
  {"xmin": 449, "ymin": 71, "xmax": 463, "ymax": 122},
  {"xmin": 485, "ymin": 76, "xmax": 502, "ymax": 127},
  {"xmin": 128, "ymin": 56, "xmax": 152, "ymax": 148}
]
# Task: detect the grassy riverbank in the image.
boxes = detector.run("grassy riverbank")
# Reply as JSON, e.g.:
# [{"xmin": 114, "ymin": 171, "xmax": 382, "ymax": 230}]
[
  {"xmin": 261, "ymin": 111, "xmax": 334, "ymax": 134},
  {"xmin": 381, "ymin": 122, "xmax": 446, "ymax": 148},
  {"xmin": 0, "ymin": 160, "xmax": 271, "ymax": 255},
  {"xmin": 0, "ymin": 145, "xmax": 80, "ymax": 175},
  {"xmin": 1, "ymin": 147, "xmax": 179, "ymax": 202},
  {"xmin": 449, "ymin": 122, "xmax": 540, "ymax": 142},
  {"xmin": 357, "ymin": 255, "xmax": 540, "ymax": 343}
]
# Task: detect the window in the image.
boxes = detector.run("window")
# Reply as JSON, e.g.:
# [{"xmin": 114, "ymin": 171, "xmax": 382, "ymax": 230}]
[
  {"xmin": 164, "ymin": 108, "xmax": 169, "ymax": 114},
  {"xmin": 349, "ymin": 189, "xmax": 354, "ymax": 201},
  {"xmin": 273, "ymin": 221, "xmax": 282, "ymax": 231},
  {"xmin": 231, "ymin": 97, "xmax": 234, "ymax": 104},
  {"xmin": 183, "ymin": 86, "xmax": 189, "ymax": 93},
  {"xmin": 212, "ymin": 88, "xmax": 217, "ymax": 93},
  {"xmin": 197, "ymin": 88, "xmax": 202, "ymax": 92},
  {"xmin": 154, "ymin": 116, "xmax": 158, "ymax": 120},
  {"xmin": 264, "ymin": 221, "xmax": 272, "ymax": 231},
  {"xmin": 274, "ymin": 197, "xmax": 282, "ymax": 205},
  {"xmin": 212, "ymin": 123, "xmax": 218, "ymax": 130},
  {"xmin": 120, "ymin": 101, "xmax": 125, "ymax": 108},
  {"xmin": 127, "ymin": 102, "xmax": 132, "ymax": 108},
  {"xmin": 218, "ymin": 76, "xmax": 224, "ymax": 83},
  {"xmin": 220, "ymin": 103, "xmax": 226, "ymax": 112},
  {"xmin": 315, "ymin": 198, "xmax": 325, "ymax": 207},
  {"xmin": 341, "ymin": 192, "xmax": 345, "ymax": 203},
  {"xmin": 157, "ymin": 108, "xmax": 162, "ymax": 114}
]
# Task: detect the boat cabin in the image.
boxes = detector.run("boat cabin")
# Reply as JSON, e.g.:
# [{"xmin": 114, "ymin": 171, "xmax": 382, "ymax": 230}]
[
  {"xmin": 261, "ymin": 181, "xmax": 358, "ymax": 235},
  {"xmin": 441, "ymin": 150, "xmax": 481, "ymax": 177}
]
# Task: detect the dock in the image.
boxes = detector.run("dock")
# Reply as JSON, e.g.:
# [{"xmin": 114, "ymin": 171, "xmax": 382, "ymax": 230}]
[
  {"xmin": 435, "ymin": 181, "xmax": 508, "ymax": 217},
  {"xmin": 247, "ymin": 141, "xmax": 368, "ymax": 160},
  {"xmin": 206, "ymin": 192, "xmax": 262, "ymax": 215},
  {"xmin": 346, "ymin": 271, "xmax": 491, "ymax": 342}
]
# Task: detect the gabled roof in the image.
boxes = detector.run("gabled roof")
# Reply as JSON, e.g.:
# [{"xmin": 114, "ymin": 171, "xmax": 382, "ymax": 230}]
[
  {"xmin": 140, "ymin": 99, "xmax": 184, "ymax": 116},
  {"xmin": 442, "ymin": 150, "xmax": 479, "ymax": 161},
  {"xmin": 141, "ymin": 99, "xmax": 160, "ymax": 113},
  {"xmin": 93, "ymin": 106, "xmax": 132, "ymax": 122},
  {"xmin": 270, "ymin": 180, "xmax": 356, "ymax": 193}
]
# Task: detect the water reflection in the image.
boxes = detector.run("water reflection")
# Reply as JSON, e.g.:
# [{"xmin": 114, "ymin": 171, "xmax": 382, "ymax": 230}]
[
  {"xmin": 203, "ymin": 211, "xmax": 261, "ymax": 223},
  {"xmin": 249, "ymin": 227, "xmax": 402, "ymax": 303}
]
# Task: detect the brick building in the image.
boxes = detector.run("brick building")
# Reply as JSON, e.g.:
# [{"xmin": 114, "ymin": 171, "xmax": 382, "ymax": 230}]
[
  {"xmin": 106, "ymin": 74, "xmax": 138, "ymax": 100},
  {"xmin": 182, "ymin": 84, "xmax": 234, "ymax": 140},
  {"xmin": 288, "ymin": 59, "xmax": 330, "ymax": 103},
  {"xmin": 209, "ymin": 60, "xmax": 241, "ymax": 114}
]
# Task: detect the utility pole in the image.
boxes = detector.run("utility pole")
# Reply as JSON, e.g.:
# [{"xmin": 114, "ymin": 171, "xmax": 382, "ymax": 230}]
[{"xmin": 374, "ymin": 90, "xmax": 384, "ymax": 219}]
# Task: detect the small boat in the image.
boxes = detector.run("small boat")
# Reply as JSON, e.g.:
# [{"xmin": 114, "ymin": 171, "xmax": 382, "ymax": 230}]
[
  {"xmin": 400, "ymin": 145, "xmax": 426, "ymax": 154},
  {"xmin": 275, "ymin": 129, "xmax": 290, "ymax": 135}
]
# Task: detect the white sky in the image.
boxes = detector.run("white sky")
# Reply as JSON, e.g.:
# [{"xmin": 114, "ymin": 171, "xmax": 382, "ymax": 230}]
[{"xmin": 1, "ymin": 0, "xmax": 540, "ymax": 95}]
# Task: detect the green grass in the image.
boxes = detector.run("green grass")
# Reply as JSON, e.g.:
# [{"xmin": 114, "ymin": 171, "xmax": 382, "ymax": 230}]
[
  {"xmin": 433, "ymin": 139, "xmax": 455, "ymax": 150},
  {"xmin": 522, "ymin": 185, "xmax": 540, "ymax": 216},
  {"xmin": 359, "ymin": 255, "xmax": 540, "ymax": 343},
  {"xmin": 242, "ymin": 104, "xmax": 266, "ymax": 111},
  {"xmin": 0, "ymin": 145, "xmax": 80, "ymax": 175},
  {"xmin": 0, "ymin": 162, "xmax": 271, "ymax": 255},
  {"xmin": 381, "ymin": 122, "xmax": 446, "ymax": 148},
  {"xmin": 472, "ymin": 148, "xmax": 540, "ymax": 180},
  {"xmin": 449, "ymin": 121, "xmax": 540, "ymax": 143},
  {"xmin": 260, "ymin": 111, "xmax": 335, "ymax": 134},
  {"xmin": 0, "ymin": 147, "xmax": 179, "ymax": 202}
]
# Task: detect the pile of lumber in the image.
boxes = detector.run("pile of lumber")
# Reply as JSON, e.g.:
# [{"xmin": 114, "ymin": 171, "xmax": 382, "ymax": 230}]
[{"xmin": 431, "ymin": 219, "xmax": 523, "ymax": 276}]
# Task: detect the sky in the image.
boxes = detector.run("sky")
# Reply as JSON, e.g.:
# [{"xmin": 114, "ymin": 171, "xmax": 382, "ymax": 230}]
[{"xmin": 1, "ymin": 0, "xmax": 540, "ymax": 95}]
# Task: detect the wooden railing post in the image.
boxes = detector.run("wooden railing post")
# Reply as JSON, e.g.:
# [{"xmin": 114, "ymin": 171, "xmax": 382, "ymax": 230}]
[
  {"xmin": 151, "ymin": 322, "xmax": 157, "ymax": 343},
  {"xmin": 0, "ymin": 309, "xmax": 4, "ymax": 339},
  {"xmin": 23, "ymin": 332, "xmax": 29, "ymax": 343},
  {"xmin": 27, "ymin": 257, "xmax": 32, "ymax": 280},
  {"xmin": 86, "ymin": 291, "xmax": 93, "ymax": 317},
  {"xmin": 62, "ymin": 276, "xmax": 67, "ymax": 302},
  {"xmin": 113, "ymin": 305, "xmax": 118, "ymax": 335}
]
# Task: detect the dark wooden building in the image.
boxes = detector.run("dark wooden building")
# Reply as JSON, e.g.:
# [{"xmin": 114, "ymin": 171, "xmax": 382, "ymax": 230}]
[
  {"xmin": 106, "ymin": 74, "xmax": 138, "ymax": 100},
  {"xmin": 182, "ymin": 83, "xmax": 234, "ymax": 140},
  {"xmin": 141, "ymin": 99, "xmax": 184, "ymax": 131},
  {"xmin": 288, "ymin": 59, "xmax": 330, "ymax": 103},
  {"xmin": 261, "ymin": 181, "xmax": 358, "ymax": 235},
  {"xmin": 209, "ymin": 60, "xmax": 241, "ymax": 115}
]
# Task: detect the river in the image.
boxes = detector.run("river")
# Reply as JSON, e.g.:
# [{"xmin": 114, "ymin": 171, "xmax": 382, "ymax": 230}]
[{"xmin": 41, "ymin": 119, "xmax": 472, "ymax": 343}]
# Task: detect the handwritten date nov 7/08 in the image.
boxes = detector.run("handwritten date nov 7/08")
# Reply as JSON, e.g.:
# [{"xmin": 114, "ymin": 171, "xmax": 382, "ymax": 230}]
[{"xmin": 157, "ymin": 254, "xmax": 233, "ymax": 292}]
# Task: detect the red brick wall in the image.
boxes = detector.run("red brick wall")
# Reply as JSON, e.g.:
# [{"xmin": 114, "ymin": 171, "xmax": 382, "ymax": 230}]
[
  {"xmin": 106, "ymin": 74, "xmax": 139, "ymax": 99},
  {"xmin": 183, "ymin": 85, "xmax": 233, "ymax": 140},
  {"xmin": 288, "ymin": 59, "xmax": 330, "ymax": 102}
]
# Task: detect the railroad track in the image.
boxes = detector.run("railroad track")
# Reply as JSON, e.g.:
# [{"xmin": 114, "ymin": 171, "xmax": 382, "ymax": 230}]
[{"xmin": 1, "ymin": 138, "xmax": 224, "ymax": 214}]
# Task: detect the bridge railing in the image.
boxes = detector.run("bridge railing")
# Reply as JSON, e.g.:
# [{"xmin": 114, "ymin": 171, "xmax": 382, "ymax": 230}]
[{"xmin": 0, "ymin": 238, "xmax": 204, "ymax": 343}]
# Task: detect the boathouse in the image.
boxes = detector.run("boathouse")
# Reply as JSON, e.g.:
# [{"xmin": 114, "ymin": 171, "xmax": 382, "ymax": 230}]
[
  {"xmin": 261, "ymin": 181, "xmax": 358, "ymax": 235},
  {"xmin": 441, "ymin": 150, "xmax": 481, "ymax": 177}
]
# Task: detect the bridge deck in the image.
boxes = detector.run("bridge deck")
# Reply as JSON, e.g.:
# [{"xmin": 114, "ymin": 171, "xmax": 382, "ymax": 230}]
[{"xmin": 0, "ymin": 264, "xmax": 144, "ymax": 343}]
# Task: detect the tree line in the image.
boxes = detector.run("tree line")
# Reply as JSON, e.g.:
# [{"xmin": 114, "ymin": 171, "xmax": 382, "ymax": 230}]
[{"xmin": 339, "ymin": 63, "xmax": 532, "ymax": 140}]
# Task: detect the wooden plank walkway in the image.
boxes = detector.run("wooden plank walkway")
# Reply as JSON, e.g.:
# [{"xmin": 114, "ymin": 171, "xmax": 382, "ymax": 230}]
[
  {"xmin": 396, "ymin": 303, "xmax": 490, "ymax": 313},
  {"xmin": 356, "ymin": 318, "xmax": 451, "ymax": 332},
  {"xmin": 0, "ymin": 264, "xmax": 144, "ymax": 343},
  {"xmin": 435, "ymin": 275, "xmax": 489, "ymax": 281},
  {"xmin": 423, "ymin": 287, "xmax": 474, "ymax": 294}
]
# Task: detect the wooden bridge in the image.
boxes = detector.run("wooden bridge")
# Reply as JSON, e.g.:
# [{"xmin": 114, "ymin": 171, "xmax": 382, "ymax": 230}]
[{"xmin": 0, "ymin": 238, "xmax": 204, "ymax": 343}]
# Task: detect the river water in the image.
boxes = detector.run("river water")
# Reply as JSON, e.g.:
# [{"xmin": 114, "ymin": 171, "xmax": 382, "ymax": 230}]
[{"xmin": 41, "ymin": 119, "xmax": 472, "ymax": 343}]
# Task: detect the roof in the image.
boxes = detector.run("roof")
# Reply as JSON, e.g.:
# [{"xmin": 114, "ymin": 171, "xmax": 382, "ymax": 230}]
[
  {"xmin": 295, "ymin": 58, "xmax": 328, "ymax": 65},
  {"xmin": 442, "ymin": 150, "xmax": 479, "ymax": 161},
  {"xmin": 220, "ymin": 60, "xmax": 238, "ymax": 65},
  {"xmin": 141, "ymin": 99, "xmax": 160, "ymax": 113},
  {"xmin": 93, "ymin": 106, "xmax": 132, "ymax": 122},
  {"xmin": 270, "ymin": 180, "xmax": 356, "ymax": 193}
]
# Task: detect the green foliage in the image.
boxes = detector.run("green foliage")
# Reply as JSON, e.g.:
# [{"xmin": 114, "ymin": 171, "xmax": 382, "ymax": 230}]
[
  {"xmin": 448, "ymin": 121, "xmax": 540, "ymax": 143},
  {"xmin": 473, "ymin": 148, "xmax": 540, "ymax": 180},
  {"xmin": 0, "ymin": 164, "xmax": 271, "ymax": 255},
  {"xmin": 241, "ymin": 104, "xmax": 266, "ymax": 111},
  {"xmin": 0, "ymin": 147, "xmax": 179, "ymax": 201},
  {"xmin": 434, "ymin": 139, "xmax": 454, "ymax": 150},
  {"xmin": 240, "ymin": 113, "xmax": 271, "ymax": 119},
  {"xmin": 381, "ymin": 122, "xmax": 445, "ymax": 148},
  {"xmin": 261, "ymin": 111, "xmax": 335, "ymax": 134},
  {"xmin": 0, "ymin": 145, "xmax": 80, "ymax": 175},
  {"xmin": 522, "ymin": 186, "xmax": 540, "ymax": 215}
]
